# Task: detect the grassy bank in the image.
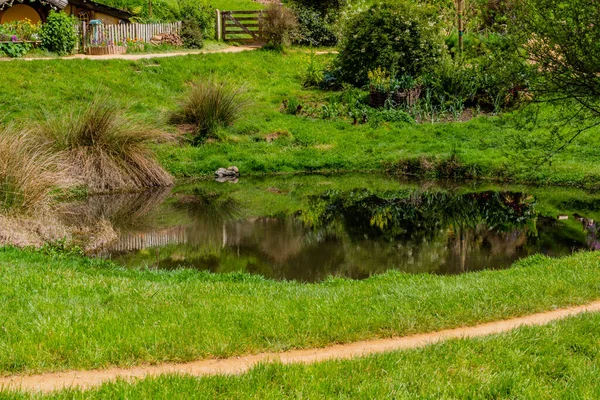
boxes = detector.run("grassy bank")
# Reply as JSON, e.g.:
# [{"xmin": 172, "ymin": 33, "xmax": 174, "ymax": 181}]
[
  {"xmin": 0, "ymin": 247, "xmax": 599, "ymax": 375},
  {"xmin": 1, "ymin": 51, "xmax": 600, "ymax": 188},
  {"xmin": 7, "ymin": 312, "xmax": 599, "ymax": 399}
]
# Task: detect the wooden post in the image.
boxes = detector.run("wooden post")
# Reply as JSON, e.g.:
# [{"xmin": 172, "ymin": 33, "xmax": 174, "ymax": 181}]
[
  {"xmin": 81, "ymin": 21, "xmax": 86, "ymax": 53},
  {"xmin": 457, "ymin": 0, "xmax": 464, "ymax": 55},
  {"xmin": 215, "ymin": 9, "xmax": 221, "ymax": 41}
]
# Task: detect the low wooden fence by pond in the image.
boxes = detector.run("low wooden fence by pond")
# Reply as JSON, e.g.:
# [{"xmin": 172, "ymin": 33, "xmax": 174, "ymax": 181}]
[
  {"xmin": 216, "ymin": 10, "xmax": 264, "ymax": 43},
  {"xmin": 77, "ymin": 21, "xmax": 182, "ymax": 51},
  {"xmin": 107, "ymin": 226, "xmax": 188, "ymax": 253}
]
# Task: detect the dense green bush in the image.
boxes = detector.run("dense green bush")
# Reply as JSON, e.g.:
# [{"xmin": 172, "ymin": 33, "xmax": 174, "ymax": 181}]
[
  {"xmin": 260, "ymin": 4, "xmax": 298, "ymax": 49},
  {"xmin": 40, "ymin": 11, "xmax": 77, "ymax": 55},
  {"xmin": 292, "ymin": 5, "xmax": 337, "ymax": 47},
  {"xmin": 180, "ymin": 18, "xmax": 204, "ymax": 49},
  {"xmin": 335, "ymin": 2, "xmax": 445, "ymax": 87},
  {"xmin": 287, "ymin": 0, "xmax": 346, "ymax": 16},
  {"xmin": 178, "ymin": 0, "xmax": 213, "ymax": 38}
]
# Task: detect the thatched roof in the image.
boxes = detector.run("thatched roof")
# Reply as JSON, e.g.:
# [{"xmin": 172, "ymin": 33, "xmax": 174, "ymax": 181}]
[{"xmin": 0, "ymin": 0, "xmax": 68, "ymax": 10}]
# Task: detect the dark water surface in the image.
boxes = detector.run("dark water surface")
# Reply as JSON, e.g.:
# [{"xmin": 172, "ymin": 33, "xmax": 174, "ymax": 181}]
[{"xmin": 78, "ymin": 175, "xmax": 600, "ymax": 282}]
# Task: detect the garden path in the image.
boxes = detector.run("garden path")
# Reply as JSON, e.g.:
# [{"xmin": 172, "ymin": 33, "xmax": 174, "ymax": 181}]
[
  {"xmin": 2, "ymin": 300, "xmax": 600, "ymax": 393},
  {"xmin": 0, "ymin": 45, "xmax": 260, "ymax": 61}
]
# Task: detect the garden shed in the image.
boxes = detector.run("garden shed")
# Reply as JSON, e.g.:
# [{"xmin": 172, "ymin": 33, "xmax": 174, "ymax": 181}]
[{"xmin": 0, "ymin": 0, "xmax": 130, "ymax": 25}]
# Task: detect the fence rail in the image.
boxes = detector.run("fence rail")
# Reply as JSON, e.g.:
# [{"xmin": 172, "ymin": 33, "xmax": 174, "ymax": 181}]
[
  {"xmin": 78, "ymin": 21, "xmax": 182, "ymax": 50},
  {"xmin": 216, "ymin": 10, "xmax": 264, "ymax": 43}
]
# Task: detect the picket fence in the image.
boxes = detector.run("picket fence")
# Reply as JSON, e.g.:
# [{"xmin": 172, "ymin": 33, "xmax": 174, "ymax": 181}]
[{"xmin": 78, "ymin": 21, "xmax": 182, "ymax": 49}]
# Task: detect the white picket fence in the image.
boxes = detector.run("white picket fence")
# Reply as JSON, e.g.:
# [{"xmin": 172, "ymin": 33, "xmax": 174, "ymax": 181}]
[{"xmin": 79, "ymin": 21, "xmax": 182, "ymax": 49}]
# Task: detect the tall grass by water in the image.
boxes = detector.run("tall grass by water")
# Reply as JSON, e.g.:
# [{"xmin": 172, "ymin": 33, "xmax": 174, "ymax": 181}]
[
  {"xmin": 35, "ymin": 99, "xmax": 174, "ymax": 193},
  {"xmin": 0, "ymin": 126, "xmax": 66, "ymax": 214}
]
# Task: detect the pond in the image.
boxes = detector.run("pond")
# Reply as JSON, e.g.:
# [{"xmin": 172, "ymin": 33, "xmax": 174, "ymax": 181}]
[{"xmin": 70, "ymin": 175, "xmax": 600, "ymax": 282}]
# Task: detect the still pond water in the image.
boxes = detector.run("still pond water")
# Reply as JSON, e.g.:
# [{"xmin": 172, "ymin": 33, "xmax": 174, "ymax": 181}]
[{"xmin": 76, "ymin": 175, "xmax": 600, "ymax": 282}]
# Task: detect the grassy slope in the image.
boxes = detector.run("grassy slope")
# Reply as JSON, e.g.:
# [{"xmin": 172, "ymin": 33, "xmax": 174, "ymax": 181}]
[
  {"xmin": 4, "ymin": 313, "xmax": 600, "ymax": 398},
  {"xmin": 1, "ymin": 51, "xmax": 600, "ymax": 187},
  {"xmin": 0, "ymin": 247, "xmax": 599, "ymax": 375}
]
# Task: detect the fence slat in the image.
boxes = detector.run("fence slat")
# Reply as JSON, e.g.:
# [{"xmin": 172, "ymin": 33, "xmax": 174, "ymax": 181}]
[{"xmin": 79, "ymin": 22, "xmax": 183, "ymax": 49}]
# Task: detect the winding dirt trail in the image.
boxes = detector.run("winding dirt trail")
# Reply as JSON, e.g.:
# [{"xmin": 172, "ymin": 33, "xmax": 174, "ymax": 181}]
[
  {"xmin": 0, "ymin": 45, "xmax": 259, "ymax": 62},
  {"xmin": 3, "ymin": 300, "xmax": 600, "ymax": 393}
]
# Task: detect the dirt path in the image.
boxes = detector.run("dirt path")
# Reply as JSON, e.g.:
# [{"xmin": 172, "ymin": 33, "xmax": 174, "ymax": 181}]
[
  {"xmin": 2, "ymin": 300, "xmax": 600, "ymax": 393},
  {"xmin": 0, "ymin": 45, "xmax": 259, "ymax": 62}
]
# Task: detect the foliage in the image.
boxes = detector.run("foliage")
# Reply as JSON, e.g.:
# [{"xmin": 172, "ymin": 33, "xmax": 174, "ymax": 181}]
[
  {"xmin": 180, "ymin": 18, "xmax": 204, "ymax": 49},
  {"xmin": 335, "ymin": 2, "xmax": 445, "ymax": 87},
  {"xmin": 170, "ymin": 79, "xmax": 249, "ymax": 143},
  {"xmin": 287, "ymin": 0, "xmax": 346, "ymax": 17},
  {"xmin": 0, "ymin": 19, "xmax": 40, "ymax": 57},
  {"xmin": 301, "ymin": 50, "xmax": 324, "ymax": 87},
  {"xmin": 260, "ymin": 4, "xmax": 298, "ymax": 49},
  {"xmin": 0, "ymin": 42, "xmax": 31, "ymax": 58},
  {"xmin": 291, "ymin": 5, "xmax": 337, "ymax": 47},
  {"xmin": 0, "ymin": 19, "xmax": 40, "ymax": 41},
  {"xmin": 39, "ymin": 11, "xmax": 77, "ymax": 55},
  {"xmin": 510, "ymin": 0, "xmax": 600, "ymax": 153},
  {"xmin": 34, "ymin": 97, "xmax": 173, "ymax": 193},
  {"xmin": 177, "ymin": 0, "xmax": 213, "ymax": 38}
]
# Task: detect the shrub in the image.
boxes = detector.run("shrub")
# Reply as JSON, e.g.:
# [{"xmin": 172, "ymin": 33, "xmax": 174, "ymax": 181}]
[
  {"xmin": 181, "ymin": 18, "xmax": 204, "ymax": 49},
  {"xmin": 40, "ymin": 11, "xmax": 77, "ymax": 55},
  {"xmin": 292, "ymin": 5, "xmax": 337, "ymax": 47},
  {"xmin": 287, "ymin": 0, "xmax": 346, "ymax": 17},
  {"xmin": 260, "ymin": 4, "xmax": 298, "ymax": 49},
  {"xmin": 170, "ymin": 79, "xmax": 249, "ymax": 143},
  {"xmin": 178, "ymin": 0, "xmax": 213, "ymax": 38},
  {"xmin": 335, "ymin": 2, "xmax": 445, "ymax": 87},
  {"xmin": 34, "ymin": 98, "xmax": 173, "ymax": 193},
  {"xmin": 0, "ymin": 127, "xmax": 65, "ymax": 213}
]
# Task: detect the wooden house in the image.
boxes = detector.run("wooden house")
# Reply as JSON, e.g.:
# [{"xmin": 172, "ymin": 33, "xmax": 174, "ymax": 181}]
[{"xmin": 0, "ymin": 0, "xmax": 131, "ymax": 25}]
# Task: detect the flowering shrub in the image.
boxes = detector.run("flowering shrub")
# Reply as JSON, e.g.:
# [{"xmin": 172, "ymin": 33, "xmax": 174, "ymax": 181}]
[
  {"xmin": 0, "ymin": 19, "xmax": 40, "ymax": 57},
  {"xmin": 0, "ymin": 19, "xmax": 40, "ymax": 42}
]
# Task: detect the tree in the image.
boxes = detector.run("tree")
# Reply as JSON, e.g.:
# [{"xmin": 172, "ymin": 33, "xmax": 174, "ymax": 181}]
[{"xmin": 510, "ymin": 0, "xmax": 600, "ymax": 160}]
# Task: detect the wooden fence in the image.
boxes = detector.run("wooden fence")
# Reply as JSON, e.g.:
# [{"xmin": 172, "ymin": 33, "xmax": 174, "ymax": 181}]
[
  {"xmin": 216, "ymin": 10, "xmax": 264, "ymax": 43},
  {"xmin": 78, "ymin": 21, "xmax": 182, "ymax": 50}
]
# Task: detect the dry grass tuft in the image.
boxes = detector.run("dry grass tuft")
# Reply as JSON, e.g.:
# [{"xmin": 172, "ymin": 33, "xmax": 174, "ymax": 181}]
[
  {"xmin": 35, "ymin": 98, "xmax": 174, "ymax": 193},
  {"xmin": 170, "ymin": 79, "xmax": 249, "ymax": 143},
  {"xmin": 0, "ymin": 126, "xmax": 67, "ymax": 214}
]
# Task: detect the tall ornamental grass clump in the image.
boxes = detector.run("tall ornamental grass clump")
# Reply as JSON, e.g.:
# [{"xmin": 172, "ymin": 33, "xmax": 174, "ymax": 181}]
[
  {"xmin": 35, "ymin": 99, "xmax": 174, "ymax": 193},
  {"xmin": 0, "ymin": 127, "xmax": 64, "ymax": 213},
  {"xmin": 170, "ymin": 79, "xmax": 249, "ymax": 143}
]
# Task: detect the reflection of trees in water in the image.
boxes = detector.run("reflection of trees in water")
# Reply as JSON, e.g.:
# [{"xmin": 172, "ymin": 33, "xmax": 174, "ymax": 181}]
[{"xmin": 105, "ymin": 187, "xmax": 596, "ymax": 282}]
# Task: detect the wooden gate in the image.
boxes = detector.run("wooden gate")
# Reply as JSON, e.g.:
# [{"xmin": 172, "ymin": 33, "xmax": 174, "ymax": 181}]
[{"xmin": 217, "ymin": 10, "xmax": 264, "ymax": 43}]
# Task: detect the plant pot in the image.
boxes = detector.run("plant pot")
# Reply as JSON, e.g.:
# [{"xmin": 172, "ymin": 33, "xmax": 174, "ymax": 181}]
[
  {"xmin": 86, "ymin": 45, "xmax": 127, "ymax": 56},
  {"xmin": 369, "ymin": 91, "xmax": 388, "ymax": 108},
  {"xmin": 393, "ymin": 86, "xmax": 422, "ymax": 107}
]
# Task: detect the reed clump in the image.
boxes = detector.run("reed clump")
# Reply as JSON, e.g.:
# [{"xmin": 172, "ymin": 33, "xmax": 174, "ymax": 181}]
[
  {"xmin": 170, "ymin": 79, "xmax": 249, "ymax": 143},
  {"xmin": 35, "ymin": 98, "xmax": 174, "ymax": 193},
  {"xmin": 0, "ymin": 126, "xmax": 66, "ymax": 214}
]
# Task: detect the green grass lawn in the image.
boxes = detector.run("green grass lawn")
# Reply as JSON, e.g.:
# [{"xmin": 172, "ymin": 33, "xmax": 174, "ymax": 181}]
[
  {"xmin": 4, "ymin": 312, "xmax": 600, "ymax": 399},
  {"xmin": 0, "ymin": 247, "xmax": 599, "ymax": 375},
  {"xmin": 1, "ymin": 50, "xmax": 600, "ymax": 187}
]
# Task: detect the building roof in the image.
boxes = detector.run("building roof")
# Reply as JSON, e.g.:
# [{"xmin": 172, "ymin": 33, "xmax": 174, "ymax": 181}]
[
  {"xmin": 68, "ymin": 0, "xmax": 132, "ymax": 21},
  {"xmin": 0, "ymin": 0, "xmax": 68, "ymax": 10},
  {"xmin": 0, "ymin": 0, "xmax": 132, "ymax": 21}
]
